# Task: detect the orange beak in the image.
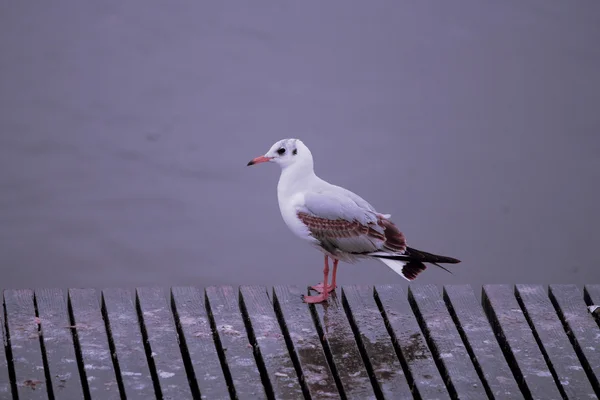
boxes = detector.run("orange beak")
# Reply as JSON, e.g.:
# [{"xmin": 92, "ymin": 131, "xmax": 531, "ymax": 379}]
[{"xmin": 247, "ymin": 156, "xmax": 272, "ymax": 166}]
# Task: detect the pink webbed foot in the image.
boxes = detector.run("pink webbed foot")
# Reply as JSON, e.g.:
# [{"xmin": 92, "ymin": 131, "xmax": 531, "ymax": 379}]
[
  {"xmin": 302, "ymin": 292, "xmax": 329, "ymax": 304},
  {"xmin": 310, "ymin": 283, "xmax": 337, "ymax": 294}
]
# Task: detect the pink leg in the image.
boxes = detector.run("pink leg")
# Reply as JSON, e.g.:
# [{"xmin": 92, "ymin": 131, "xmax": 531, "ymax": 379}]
[
  {"xmin": 311, "ymin": 257, "xmax": 338, "ymax": 294},
  {"xmin": 303, "ymin": 256, "xmax": 330, "ymax": 303},
  {"xmin": 329, "ymin": 259, "xmax": 338, "ymax": 291}
]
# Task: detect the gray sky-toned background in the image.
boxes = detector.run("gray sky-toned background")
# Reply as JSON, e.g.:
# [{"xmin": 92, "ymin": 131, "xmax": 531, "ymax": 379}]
[{"xmin": 1, "ymin": 1, "xmax": 599, "ymax": 290}]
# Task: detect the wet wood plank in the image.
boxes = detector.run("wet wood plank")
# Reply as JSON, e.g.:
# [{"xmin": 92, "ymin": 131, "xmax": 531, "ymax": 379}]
[
  {"xmin": 482, "ymin": 285, "xmax": 562, "ymax": 400},
  {"xmin": 272, "ymin": 285, "xmax": 340, "ymax": 399},
  {"xmin": 516, "ymin": 284, "xmax": 597, "ymax": 399},
  {"xmin": 171, "ymin": 286, "xmax": 229, "ymax": 399},
  {"xmin": 0, "ymin": 290, "xmax": 13, "ymax": 398},
  {"xmin": 409, "ymin": 284, "xmax": 487, "ymax": 399},
  {"xmin": 239, "ymin": 285, "xmax": 304, "ymax": 399},
  {"xmin": 35, "ymin": 288, "xmax": 84, "ymax": 399},
  {"xmin": 374, "ymin": 284, "xmax": 450, "ymax": 400},
  {"xmin": 443, "ymin": 285, "xmax": 523, "ymax": 399},
  {"xmin": 549, "ymin": 284, "xmax": 600, "ymax": 395},
  {"xmin": 585, "ymin": 284, "xmax": 600, "ymax": 323},
  {"xmin": 311, "ymin": 289, "xmax": 376, "ymax": 400},
  {"xmin": 205, "ymin": 285, "xmax": 266, "ymax": 399},
  {"xmin": 4, "ymin": 289, "xmax": 47, "ymax": 398},
  {"xmin": 342, "ymin": 285, "xmax": 412, "ymax": 399},
  {"xmin": 101, "ymin": 288, "xmax": 155, "ymax": 399},
  {"xmin": 68, "ymin": 288, "xmax": 120, "ymax": 399},
  {"xmin": 135, "ymin": 287, "xmax": 192, "ymax": 399}
]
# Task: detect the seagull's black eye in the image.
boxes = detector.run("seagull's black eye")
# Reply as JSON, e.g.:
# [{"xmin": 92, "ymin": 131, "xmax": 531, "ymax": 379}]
[
  {"xmin": 292, "ymin": 149, "xmax": 297, "ymax": 155},
  {"xmin": 277, "ymin": 148, "xmax": 286, "ymax": 155}
]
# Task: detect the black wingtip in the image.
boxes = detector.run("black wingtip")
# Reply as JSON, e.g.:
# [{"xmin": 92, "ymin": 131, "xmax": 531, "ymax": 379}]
[
  {"xmin": 401, "ymin": 261, "xmax": 427, "ymax": 280},
  {"xmin": 431, "ymin": 262, "xmax": 453, "ymax": 275}
]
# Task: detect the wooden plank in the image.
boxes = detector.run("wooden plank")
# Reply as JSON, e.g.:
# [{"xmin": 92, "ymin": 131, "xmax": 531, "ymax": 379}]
[
  {"xmin": 585, "ymin": 284, "xmax": 600, "ymax": 323},
  {"xmin": 68, "ymin": 288, "xmax": 120, "ymax": 399},
  {"xmin": 135, "ymin": 287, "xmax": 192, "ymax": 399},
  {"xmin": 549, "ymin": 284, "xmax": 600, "ymax": 395},
  {"xmin": 272, "ymin": 285, "xmax": 340, "ymax": 399},
  {"xmin": 341, "ymin": 285, "xmax": 412, "ymax": 399},
  {"xmin": 311, "ymin": 289, "xmax": 376, "ymax": 400},
  {"xmin": 101, "ymin": 288, "xmax": 155, "ymax": 399},
  {"xmin": 409, "ymin": 284, "xmax": 487, "ymax": 399},
  {"xmin": 4, "ymin": 289, "xmax": 48, "ymax": 398},
  {"xmin": 443, "ymin": 285, "xmax": 523, "ymax": 399},
  {"xmin": 374, "ymin": 284, "xmax": 450, "ymax": 400},
  {"xmin": 35, "ymin": 288, "xmax": 84, "ymax": 399},
  {"xmin": 171, "ymin": 286, "xmax": 229, "ymax": 399},
  {"xmin": 0, "ymin": 289, "xmax": 13, "ymax": 398},
  {"xmin": 516, "ymin": 284, "xmax": 597, "ymax": 399},
  {"xmin": 205, "ymin": 285, "xmax": 266, "ymax": 399},
  {"xmin": 239, "ymin": 285, "xmax": 304, "ymax": 399},
  {"xmin": 482, "ymin": 285, "xmax": 562, "ymax": 400}
]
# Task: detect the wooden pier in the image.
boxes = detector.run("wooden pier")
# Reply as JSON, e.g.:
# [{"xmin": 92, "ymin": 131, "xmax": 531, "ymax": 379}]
[{"xmin": 1, "ymin": 284, "xmax": 599, "ymax": 399}]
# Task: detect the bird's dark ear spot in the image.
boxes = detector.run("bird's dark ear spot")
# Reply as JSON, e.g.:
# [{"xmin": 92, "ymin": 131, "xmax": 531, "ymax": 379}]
[{"xmin": 292, "ymin": 148, "xmax": 297, "ymax": 155}]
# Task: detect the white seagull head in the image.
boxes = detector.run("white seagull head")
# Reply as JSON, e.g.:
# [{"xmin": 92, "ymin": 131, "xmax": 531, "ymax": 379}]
[{"xmin": 247, "ymin": 138, "xmax": 313, "ymax": 170}]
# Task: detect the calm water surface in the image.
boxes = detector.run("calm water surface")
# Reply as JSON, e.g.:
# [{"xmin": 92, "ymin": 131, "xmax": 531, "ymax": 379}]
[{"xmin": 1, "ymin": 1, "xmax": 599, "ymax": 290}]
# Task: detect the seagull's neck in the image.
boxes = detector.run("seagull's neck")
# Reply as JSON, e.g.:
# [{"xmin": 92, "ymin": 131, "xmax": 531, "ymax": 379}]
[{"xmin": 277, "ymin": 160, "xmax": 319, "ymax": 198}]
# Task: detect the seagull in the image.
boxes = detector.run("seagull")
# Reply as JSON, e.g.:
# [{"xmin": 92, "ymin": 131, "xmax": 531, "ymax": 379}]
[{"xmin": 247, "ymin": 138, "xmax": 460, "ymax": 304}]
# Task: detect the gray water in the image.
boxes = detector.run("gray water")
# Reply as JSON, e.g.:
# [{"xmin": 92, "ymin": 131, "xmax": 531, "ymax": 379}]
[{"xmin": 1, "ymin": 1, "xmax": 599, "ymax": 291}]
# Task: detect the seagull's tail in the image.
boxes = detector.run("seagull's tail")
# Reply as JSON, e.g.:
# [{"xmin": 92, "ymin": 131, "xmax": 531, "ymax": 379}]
[{"xmin": 370, "ymin": 246, "xmax": 460, "ymax": 281}]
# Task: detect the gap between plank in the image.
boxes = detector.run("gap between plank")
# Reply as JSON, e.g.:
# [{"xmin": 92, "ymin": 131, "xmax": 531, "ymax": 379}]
[
  {"xmin": 32, "ymin": 291, "xmax": 54, "ymax": 400},
  {"xmin": 441, "ymin": 288, "xmax": 496, "ymax": 399},
  {"xmin": 372, "ymin": 288, "xmax": 419, "ymax": 400},
  {"xmin": 134, "ymin": 291, "xmax": 163, "ymax": 399},
  {"xmin": 340, "ymin": 288, "xmax": 384, "ymax": 399},
  {"xmin": 480, "ymin": 288, "xmax": 532, "ymax": 399},
  {"xmin": 168, "ymin": 290, "xmax": 202, "ymax": 399},
  {"xmin": 237, "ymin": 288, "xmax": 276, "ymax": 400},
  {"xmin": 204, "ymin": 288, "xmax": 237, "ymax": 400},
  {"xmin": 2, "ymin": 293, "xmax": 18, "ymax": 399},
  {"xmin": 407, "ymin": 289, "xmax": 458, "ymax": 400},
  {"xmin": 66, "ymin": 293, "xmax": 92, "ymax": 400},
  {"xmin": 513, "ymin": 287, "xmax": 567, "ymax": 400},
  {"xmin": 100, "ymin": 292, "xmax": 127, "ymax": 399},
  {"xmin": 548, "ymin": 288, "xmax": 600, "ymax": 397},
  {"xmin": 308, "ymin": 296, "xmax": 347, "ymax": 400},
  {"xmin": 271, "ymin": 288, "xmax": 312, "ymax": 400}
]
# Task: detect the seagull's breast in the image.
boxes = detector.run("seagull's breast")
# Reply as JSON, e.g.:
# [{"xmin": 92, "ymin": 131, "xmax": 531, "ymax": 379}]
[{"xmin": 278, "ymin": 191, "xmax": 317, "ymax": 243}]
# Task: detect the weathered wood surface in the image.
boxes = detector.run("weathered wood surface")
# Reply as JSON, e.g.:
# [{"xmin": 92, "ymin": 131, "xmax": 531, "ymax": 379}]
[
  {"xmin": 409, "ymin": 284, "xmax": 488, "ymax": 399},
  {"xmin": 136, "ymin": 287, "xmax": 192, "ymax": 399},
  {"xmin": 443, "ymin": 285, "xmax": 522, "ymax": 399},
  {"xmin": 375, "ymin": 284, "xmax": 450, "ymax": 400},
  {"xmin": 4, "ymin": 289, "xmax": 47, "ymax": 399},
  {"xmin": 516, "ymin": 284, "xmax": 597, "ymax": 399},
  {"xmin": 68, "ymin": 288, "xmax": 120, "ymax": 399},
  {"xmin": 206, "ymin": 285, "xmax": 266, "ymax": 399},
  {"xmin": 549, "ymin": 284, "xmax": 600, "ymax": 396},
  {"xmin": 239, "ymin": 285, "xmax": 304, "ymax": 399},
  {"xmin": 311, "ymin": 289, "xmax": 376, "ymax": 399},
  {"xmin": 342, "ymin": 285, "xmax": 412, "ymax": 399},
  {"xmin": 35, "ymin": 288, "xmax": 85, "ymax": 399},
  {"xmin": 483, "ymin": 285, "xmax": 563, "ymax": 400},
  {"xmin": 272, "ymin": 285, "xmax": 340, "ymax": 399},
  {"xmin": 101, "ymin": 288, "xmax": 155, "ymax": 399},
  {"xmin": 171, "ymin": 286, "xmax": 229, "ymax": 399},
  {"xmin": 0, "ymin": 283, "xmax": 598, "ymax": 399}
]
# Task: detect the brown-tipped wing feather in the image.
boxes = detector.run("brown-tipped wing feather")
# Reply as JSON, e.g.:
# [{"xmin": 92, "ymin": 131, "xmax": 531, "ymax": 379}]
[{"xmin": 297, "ymin": 212, "xmax": 407, "ymax": 255}]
